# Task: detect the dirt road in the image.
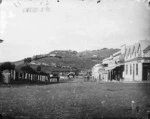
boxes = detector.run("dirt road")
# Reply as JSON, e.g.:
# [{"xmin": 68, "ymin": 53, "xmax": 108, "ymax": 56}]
[{"xmin": 0, "ymin": 78, "xmax": 150, "ymax": 119}]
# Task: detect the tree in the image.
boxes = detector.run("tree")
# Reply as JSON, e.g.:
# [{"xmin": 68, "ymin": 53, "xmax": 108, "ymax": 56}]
[
  {"xmin": 0, "ymin": 71, "xmax": 4, "ymax": 82},
  {"xmin": 21, "ymin": 65, "xmax": 35, "ymax": 73},
  {"xmin": 39, "ymin": 71, "xmax": 47, "ymax": 75},
  {"xmin": 0, "ymin": 62, "xmax": 15, "ymax": 71},
  {"xmin": 71, "ymin": 66, "xmax": 80, "ymax": 76},
  {"xmin": 24, "ymin": 57, "xmax": 32, "ymax": 63},
  {"xmin": 101, "ymin": 48, "xmax": 108, "ymax": 50},
  {"xmin": 36, "ymin": 66, "xmax": 42, "ymax": 72}
]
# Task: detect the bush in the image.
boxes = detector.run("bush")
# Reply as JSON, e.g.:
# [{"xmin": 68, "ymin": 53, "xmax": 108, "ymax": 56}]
[
  {"xmin": 0, "ymin": 71, "xmax": 4, "ymax": 82},
  {"xmin": 24, "ymin": 57, "xmax": 32, "ymax": 63},
  {"xmin": 36, "ymin": 66, "xmax": 42, "ymax": 72},
  {"xmin": 21, "ymin": 65, "xmax": 36, "ymax": 74},
  {"xmin": 39, "ymin": 71, "xmax": 48, "ymax": 75}
]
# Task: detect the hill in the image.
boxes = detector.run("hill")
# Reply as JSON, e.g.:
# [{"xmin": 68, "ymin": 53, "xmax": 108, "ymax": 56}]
[
  {"xmin": 78, "ymin": 48, "xmax": 119, "ymax": 59},
  {"xmin": 14, "ymin": 48, "xmax": 119, "ymax": 73}
]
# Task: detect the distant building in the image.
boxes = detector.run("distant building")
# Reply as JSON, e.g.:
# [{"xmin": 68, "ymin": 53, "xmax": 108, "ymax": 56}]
[
  {"xmin": 49, "ymin": 54, "xmax": 56, "ymax": 57},
  {"xmin": 92, "ymin": 55, "xmax": 98, "ymax": 58},
  {"xmin": 92, "ymin": 64, "xmax": 105, "ymax": 81}
]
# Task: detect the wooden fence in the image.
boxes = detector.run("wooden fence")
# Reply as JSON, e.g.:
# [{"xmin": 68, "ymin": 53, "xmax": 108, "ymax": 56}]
[{"xmin": 2, "ymin": 70, "xmax": 53, "ymax": 84}]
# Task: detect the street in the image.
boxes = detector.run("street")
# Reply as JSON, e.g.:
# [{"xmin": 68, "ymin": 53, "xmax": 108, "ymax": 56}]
[{"xmin": 0, "ymin": 78, "xmax": 150, "ymax": 119}]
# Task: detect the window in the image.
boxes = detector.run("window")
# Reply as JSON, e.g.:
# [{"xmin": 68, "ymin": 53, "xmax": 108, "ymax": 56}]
[
  {"xmin": 136, "ymin": 64, "xmax": 138, "ymax": 75},
  {"xmin": 130, "ymin": 64, "xmax": 132, "ymax": 75}
]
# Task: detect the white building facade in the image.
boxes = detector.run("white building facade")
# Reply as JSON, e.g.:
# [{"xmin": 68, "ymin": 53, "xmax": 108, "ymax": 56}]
[
  {"xmin": 92, "ymin": 64, "xmax": 105, "ymax": 81},
  {"xmin": 123, "ymin": 40, "xmax": 150, "ymax": 81}
]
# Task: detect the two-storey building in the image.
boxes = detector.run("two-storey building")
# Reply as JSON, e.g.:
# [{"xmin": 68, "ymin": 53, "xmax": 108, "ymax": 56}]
[
  {"xmin": 101, "ymin": 45, "xmax": 126, "ymax": 81},
  {"xmin": 92, "ymin": 40, "xmax": 150, "ymax": 82},
  {"xmin": 103, "ymin": 51, "xmax": 124, "ymax": 81},
  {"xmin": 124, "ymin": 40, "xmax": 150, "ymax": 81}
]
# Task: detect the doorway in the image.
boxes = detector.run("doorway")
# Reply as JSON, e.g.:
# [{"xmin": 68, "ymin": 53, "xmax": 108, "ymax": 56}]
[{"xmin": 143, "ymin": 63, "xmax": 150, "ymax": 81}]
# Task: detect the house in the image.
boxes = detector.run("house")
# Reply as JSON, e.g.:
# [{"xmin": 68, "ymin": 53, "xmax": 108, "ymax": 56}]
[
  {"xmin": 102, "ymin": 57, "xmax": 111, "ymax": 81},
  {"xmin": 92, "ymin": 64, "xmax": 105, "ymax": 81},
  {"xmin": 123, "ymin": 40, "xmax": 150, "ymax": 81},
  {"xmin": 49, "ymin": 54, "xmax": 56, "ymax": 57},
  {"xmin": 97, "ymin": 40, "xmax": 150, "ymax": 82}
]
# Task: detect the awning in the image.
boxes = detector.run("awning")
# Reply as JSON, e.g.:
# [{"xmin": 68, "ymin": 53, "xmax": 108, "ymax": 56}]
[
  {"xmin": 105, "ymin": 66, "xmax": 117, "ymax": 70},
  {"xmin": 116, "ymin": 63, "xmax": 124, "ymax": 67},
  {"xmin": 105, "ymin": 64, "xmax": 124, "ymax": 71}
]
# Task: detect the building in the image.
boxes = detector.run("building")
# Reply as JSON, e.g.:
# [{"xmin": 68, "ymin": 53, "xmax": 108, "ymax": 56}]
[
  {"xmin": 123, "ymin": 40, "xmax": 150, "ymax": 81},
  {"xmin": 102, "ymin": 57, "xmax": 111, "ymax": 81},
  {"xmin": 93, "ymin": 40, "xmax": 150, "ymax": 82},
  {"xmin": 92, "ymin": 64, "xmax": 105, "ymax": 81},
  {"xmin": 102, "ymin": 50, "xmax": 124, "ymax": 81}
]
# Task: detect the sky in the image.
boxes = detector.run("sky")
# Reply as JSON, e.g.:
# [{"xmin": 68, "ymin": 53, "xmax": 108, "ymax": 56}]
[{"xmin": 0, "ymin": 0, "xmax": 150, "ymax": 62}]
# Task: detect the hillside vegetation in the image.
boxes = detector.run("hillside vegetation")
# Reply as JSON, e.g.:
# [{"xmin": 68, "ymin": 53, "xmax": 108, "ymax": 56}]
[{"xmin": 14, "ymin": 48, "xmax": 119, "ymax": 72}]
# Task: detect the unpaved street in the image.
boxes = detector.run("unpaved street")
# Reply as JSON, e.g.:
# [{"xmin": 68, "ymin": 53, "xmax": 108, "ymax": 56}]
[{"xmin": 0, "ymin": 78, "xmax": 150, "ymax": 119}]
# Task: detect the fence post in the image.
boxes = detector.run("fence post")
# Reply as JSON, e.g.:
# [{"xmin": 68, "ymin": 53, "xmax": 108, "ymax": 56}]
[
  {"xmin": 39, "ymin": 75, "xmax": 41, "ymax": 81},
  {"xmin": 10, "ymin": 70, "xmax": 13, "ymax": 80},
  {"xmin": 33, "ymin": 74, "xmax": 35, "ymax": 81},
  {"xmin": 13, "ymin": 70, "xmax": 16, "ymax": 80},
  {"xmin": 36, "ymin": 74, "xmax": 37, "ymax": 81},
  {"xmin": 31, "ymin": 74, "xmax": 32, "ymax": 81},
  {"xmin": 26, "ymin": 73, "xmax": 28, "ymax": 80},
  {"xmin": 22, "ymin": 72, "xmax": 24, "ymax": 79},
  {"xmin": 37, "ymin": 75, "xmax": 39, "ymax": 81},
  {"xmin": 28, "ymin": 74, "xmax": 30, "ymax": 80},
  {"xmin": 41, "ymin": 75, "xmax": 42, "ymax": 81},
  {"xmin": 25, "ymin": 73, "xmax": 27, "ymax": 79},
  {"xmin": 18, "ymin": 72, "xmax": 20, "ymax": 80}
]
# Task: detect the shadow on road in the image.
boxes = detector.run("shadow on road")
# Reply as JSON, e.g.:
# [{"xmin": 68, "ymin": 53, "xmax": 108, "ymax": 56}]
[{"xmin": 0, "ymin": 78, "xmax": 74, "ymax": 88}]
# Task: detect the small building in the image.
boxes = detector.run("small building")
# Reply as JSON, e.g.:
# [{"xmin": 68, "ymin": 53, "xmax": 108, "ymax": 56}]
[
  {"xmin": 102, "ymin": 47, "xmax": 125, "ymax": 81},
  {"xmin": 92, "ymin": 64, "xmax": 105, "ymax": 81},
  {"xmin": 102, "ymin": 57, "xmax": 111, "ymax": 81},
  {"xmin": 123, "ymin": 40, "xmax": 150, "ymax": 81}
]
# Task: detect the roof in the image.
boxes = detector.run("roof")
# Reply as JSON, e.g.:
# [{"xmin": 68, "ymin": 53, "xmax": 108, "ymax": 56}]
[
  {"xmin": 131, "ymin": 45, "xmax": 135, "ymax": 54},
  {"xmin": 119, "ymin": 54, "xmax": 125, "ymax": 63},
  {"xmin": 143, "ymin": 45, "xmax": 150, "ymax": 53},
  {"xmin": 105, "ymin": 66, "xmax": 117, "ymax": 70},
  {"xmin": 94, "ymin": 64, "xmax": 101, "ymax": 67},
  {"xmin": 125, "ymin": 45, "xmax": 132, "ymax": 56},
  {"xmin": 135, "ymin": 43, "xmax": 140, "ymax": 53},
  {"xmin": 125, "ymin": 40, "xmax": 150, "ymax": 55},
  {"xmin": 92, "ymin": 63, "xmax": 104, "ymax": 71},
  {"xmin": 139, "ymin": 40, "xmax": 150, "ymax": 52},
  {"xmin": 113, "ymin": 50, "xmax": 121, "ymax": 57}
]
